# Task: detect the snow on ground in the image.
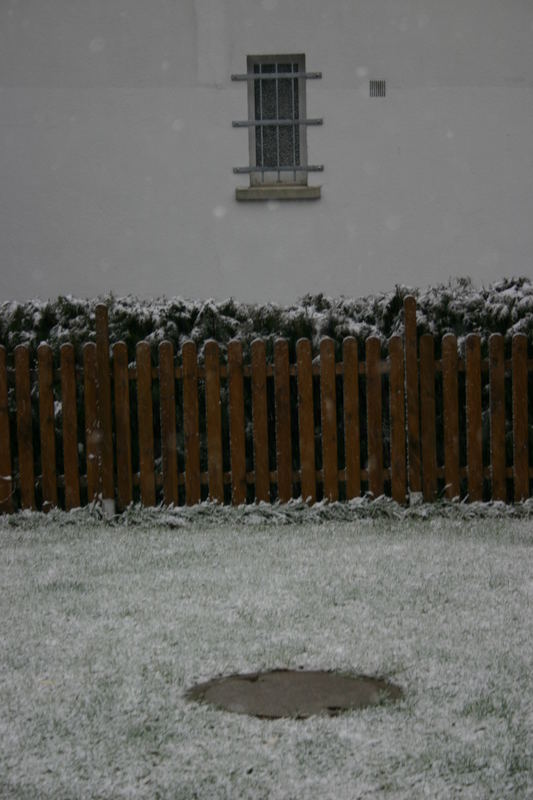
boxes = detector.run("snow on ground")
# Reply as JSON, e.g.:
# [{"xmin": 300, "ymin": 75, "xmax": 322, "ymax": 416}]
[{"xmin": 1, "ymin": 504, "xmax": 532, "ymax": 799}]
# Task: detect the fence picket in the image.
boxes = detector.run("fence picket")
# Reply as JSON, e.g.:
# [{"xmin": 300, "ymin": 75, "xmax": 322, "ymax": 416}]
[
  {"xmin": 15, "ymin": 345, "xmax": 35, "ymax": 510},
  {"xmin": 512, "ymin": 334, "xmax": 529, "ymax": 500},
  {"xmin": 366, "ymin": 337, "xmax": 383, "ymax": 498},
  {"xmin": 182, "ymin": 341, "xmax": 201, "ymax": 505},
  {"xmin": 0, "ymin": 346, "xmax": 13, "ymax": 513},
  {"xmin": 205, "ymin": 340, "xmax": 224, "ymax": 503},
  {"xmin": 228, "ymin": 340, "xmax": 247, "ymax": 505},
  {"xmin": 320, "ymin": 337, "xmax": 338, "ymax": 501},
  {"xmin": 296, "ymin": 338, "xmax": 316, "ymax": 503},
  {"xmin": 37, "ymin": 343, "xmax": 57, "ymax": 510},
  {"xmin": 404, "ymin": 296, "xmax": 421, "ymax": 494},
  {"xmin": 83, "ymin": 343, "xmax": 99, "ymax": 503},
  {"xmin": 113, "ymin": 342, "xmax": 133, "ymax": 510},
  {"xmin": 420, "ymin": 335, "xmax": 437, "ymax": 501},
  {"xmin": 343, "ymin": 337, "xmax": 360, "ymax": 499},
  {"xmin": 389, "ymin": 335, "xmax": 406, "ymax": 504},
  {"xmin": 60, "ymin": 344, "xmax": 80, "ymax": 510},
  {"xmin": 251, "ymin": 339, "xmax": 270, "ymax": 503},
  {"xmin": 159, "ymin": 341, "xmax": 178, "ymax": 506},
  {"xmin": 466, "ymin": 334, "xmax": 483, "ymax": 501},
  {"xmin": 442, "ymin": 334, "xmax": 460, "ymax": 499},
  {"xmin": 95, "ymin": 305, "xmax": 114, "ymax": 505},
  {"xmin": 489, "ymin": 334, "xmax": 506, "ymax": 501},
  {"xmin": 136, "ymin": 341, "xmax": 156, "ymax": 506},
  {"xmin": 274, "ymin": 339, "xmax": 292, "ymax": 502}
]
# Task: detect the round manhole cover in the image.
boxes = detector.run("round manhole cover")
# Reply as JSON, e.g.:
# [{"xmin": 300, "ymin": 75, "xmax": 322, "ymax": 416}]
[{"xmin": 185, "ymin": 669, "xmax": 403, "ymax": 719}]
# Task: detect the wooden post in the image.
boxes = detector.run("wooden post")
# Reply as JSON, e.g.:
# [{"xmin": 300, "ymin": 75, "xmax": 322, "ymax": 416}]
[
  {"xmin": 159, "ymin": 341, "xmax": 179, "ymax": 506},
  {"xmin": 182, "ymin": 341, "xmax": 201, "ymax": 505},
  {"xmin": 419, "ymin": 334, "xmax": 437, "ymax": 501},
  {"xmin": 489, "ymin": 334, "xmax": 506, "ymax": 501},
  {"xmin": 251, "ymin": 339, "xmax": 270, "ymax": 503},
  {"xmin": 389, "ymin": 335, "xmax": 406, "ymax": 504},
  {"xmin": 95, "ymin": 304, "xmax": 115, "ymax": 512},
  {"xmin": 37, "ymin": 343, "xmax": 58, "ymax": 510},
  {"xmin": 465, "ymin": 334, "xmax": 483, "ymax": 501},
  {"xmin": 0, "ymin": 346, "xmax": 13, "ymax": 513},
  {"xmin": 404, "ymin": 296, "xmax": 421, "ymax": 496},
  {"xmin": 512, "ymin": 334, "xmax": 529, "ymax": 500},
  {"xmin": 274, "ymin": 338, "xmax": 292, "ymax": 502},
  {"xmin": 320, "ymin": 337, "xmax": 338, "ymax": 501},
  {"xmin": 366, "ymin": 337, "xmax": 383, "ymax": 498},
  {"xmin": 442, "ymin": 334, "xmax": 460, "ymax": 500},
  {"xmin": 15, "ymin": 345, "xmax": 35, "ymax": 510},
  {"xmin": 343, "ymin": 337, "xmax": 360, "ymax": 499},
  {"xmin": 113, "ymin": 342, "xmax": 133, "ymax": 510},
  {"xmin": 60, "ymin": 343, "xmax": 80, "ymax": 510},
  {"xmin": 205, "ymin": 340, "xmax": 224, "ymax": 503},
  {"xmin": 228, "ymin": 340, "xmax": 247, "ymax": 505},
  {"xmin": 83, "ymin": 343, "xmax": 99, "ymax": 504},
  {"xmin": 296, "ymin": 338, "xmax": 316, "ymax": 504},
  {"xmin": 136, "ymin": 341, "xmax": 156, "ymax": 506}
]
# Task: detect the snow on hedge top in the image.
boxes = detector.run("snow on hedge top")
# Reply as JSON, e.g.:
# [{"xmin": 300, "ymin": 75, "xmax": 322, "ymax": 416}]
[{"xmin": 1, "ymin": 276, "xmax": 532, "ymax": 361}]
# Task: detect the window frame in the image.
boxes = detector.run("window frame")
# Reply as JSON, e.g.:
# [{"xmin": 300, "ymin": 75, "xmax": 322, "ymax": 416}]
[{"xmin": 246, "ymin": 53, "xmax": 309, "ymax": 187}]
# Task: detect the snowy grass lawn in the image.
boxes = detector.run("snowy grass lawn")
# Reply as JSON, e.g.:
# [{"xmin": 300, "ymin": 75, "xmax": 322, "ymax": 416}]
[{"xmin": 1, "ymin": 510, "xmax": 532, "ymax": 799}]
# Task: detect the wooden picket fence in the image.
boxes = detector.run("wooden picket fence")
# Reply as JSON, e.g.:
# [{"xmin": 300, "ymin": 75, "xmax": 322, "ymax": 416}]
[{"xmin": 0, "ymin": 297, "xmax": 531, "ymax": 513}]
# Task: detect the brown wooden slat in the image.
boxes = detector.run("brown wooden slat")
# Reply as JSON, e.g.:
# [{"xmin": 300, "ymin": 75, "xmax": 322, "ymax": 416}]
[
  {"xmin": 419, "ymin": 334, "xmax": 437, "ymax": 501},
  {"xmin": 251, "ymin": 339, "xmax": 270, "ymax": 503},
  {"xmin": 388, "ymin": 335, "xmax": 406, "ymax": 504},
  {"xmin": 83, "ymin": 343, "xmax": 99, "ymax": 503},
  {"xmin": 37, "ymin": 343, "xmax": 57, "ymax": 510},
  {"xmin": 95, "ymin": 304, "xmax": 114, "ymax": 503},
  {"xmin": 320, "ymin": 337, "xmax": 338, "ymax": 501},
  {"xmin": 442, "ymin": 334, "xmax": 460, "ymax": 500},
  {"xmin": 465, "ymin": 334, "xmax": 483, "ymax": 501},
  {"xmin": 512, "ymin": 333, "xmax": 529, "ymax": 500},
  {"xmin": 159, "ymin": 340, "xmax": 178, "ymax": 506},
  {"xmin": 182, "ymin": 341, "xmax": 201, "ymax": 505},
  {"xmin": 274, "ymin": 338, "xmax": 292, "ymax": 502},
  {"xmin": 489, "ymin": 334, "xmax": 506, "ymax": 501},
  {"xmin": 296, "ymin": 338, "xmax": 316, "ymax": 503},
  {"xmin": 204, "ymin": 340, "xmax": 224, "ymax": 502},
  {"xmin": 15, "ymin": 345, "xmax": 35, "ymax": 510},
  {"xmin": 366, "ymin": 337, "xmax": 383, "ymax": 498},
  {"xmin": 404, "ymin": 296, "xmax": 421, "ymax": 494},
  {"xmin": 60, "ymin": 343, "xmax": 80, "ymax": 510},
  {"xmin": 343, "ymin": 337, "xmax": 360, "ymax": 499},
  {"xmin": 228, "ymin": 340, "xmax": 247, "ymax": 505},
  {"xmin": 0, "ymin": 346, "xmax": 13, "ymax": 513},
  {"xmin": 136, "ymin": 341, "xmax": 156, "ymax": 506},
  {"xmin": 113, "ymin": 342, "xmax": 133, "ymax": 510}
]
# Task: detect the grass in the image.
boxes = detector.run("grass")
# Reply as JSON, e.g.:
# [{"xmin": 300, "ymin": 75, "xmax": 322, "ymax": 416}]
[{"xmin": 1, "ymin": 508, "xmax": 532, "ymax": 798}]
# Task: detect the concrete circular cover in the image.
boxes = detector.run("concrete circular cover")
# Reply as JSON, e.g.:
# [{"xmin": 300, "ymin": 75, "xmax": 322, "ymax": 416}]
[{"xmin": 185, "ymin": 669, "xmax": 403, "ymax": 719}]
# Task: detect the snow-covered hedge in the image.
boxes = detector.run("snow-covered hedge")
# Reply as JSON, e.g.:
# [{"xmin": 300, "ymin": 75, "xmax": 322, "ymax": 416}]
[{"xmin": 1, "ymin": 276, "xmax": 532, "ymax": 363}]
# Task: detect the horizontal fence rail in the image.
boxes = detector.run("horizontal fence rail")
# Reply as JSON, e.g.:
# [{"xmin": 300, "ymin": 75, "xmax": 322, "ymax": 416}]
[{"xmin": 0, "ymin": 298, "xmax": 531, "ymax": 513}]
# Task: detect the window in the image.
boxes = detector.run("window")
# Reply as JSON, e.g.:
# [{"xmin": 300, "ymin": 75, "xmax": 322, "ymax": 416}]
[{"xmin": 232, "ymin": 54, "xmax": 323, "ymax": 200}]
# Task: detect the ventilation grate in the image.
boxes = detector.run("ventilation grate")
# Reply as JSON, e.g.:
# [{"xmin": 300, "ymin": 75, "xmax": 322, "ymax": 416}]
[{"xmin": 369, "ymin": 80, "xmax": 386, "ymax": 97}]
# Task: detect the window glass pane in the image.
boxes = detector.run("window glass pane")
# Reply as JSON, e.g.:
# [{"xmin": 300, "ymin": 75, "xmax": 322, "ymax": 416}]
[
  {"xmin": 278, "ymin": 126, "xmax": 295, "ymax": 167},
  {"xmin": 261, "ymin": 126, "xmax": 278, "ymax": 168},
  {"xmin": 260, "ymin": 80, "xmax": 276, "ymax": 120},
  {"xmin": 277, "ymin": 78, "xmax": 294, "ymax": 119}
]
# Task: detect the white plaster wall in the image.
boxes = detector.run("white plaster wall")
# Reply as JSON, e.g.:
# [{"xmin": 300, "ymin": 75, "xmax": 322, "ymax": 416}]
[{"xmin": 1, "ymin": 0, "xmax": 532, "ymax": 303}]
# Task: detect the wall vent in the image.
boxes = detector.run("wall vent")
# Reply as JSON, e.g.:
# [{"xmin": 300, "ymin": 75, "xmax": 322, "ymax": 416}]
[{"xmin": 369, "ymin": 80, "xmax": 386, "ymax": 97}]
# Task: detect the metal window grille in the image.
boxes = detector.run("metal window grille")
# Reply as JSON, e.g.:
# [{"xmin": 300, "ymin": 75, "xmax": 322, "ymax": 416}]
[
  {"xmin": 232, "ymin": 56, "xmax": 323, "ymax": 184},
  {"xmin": 369, "ymin": 80, "xmax": 386, "ymax": 98}
]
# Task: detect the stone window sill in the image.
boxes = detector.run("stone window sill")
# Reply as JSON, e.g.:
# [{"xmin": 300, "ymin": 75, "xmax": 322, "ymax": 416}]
[{"xmin": 235, "ymin": 185, "xmax": 321, "ymax": 201}]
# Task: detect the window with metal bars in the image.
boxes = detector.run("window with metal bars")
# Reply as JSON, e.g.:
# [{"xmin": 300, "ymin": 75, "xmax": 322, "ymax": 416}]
[{"xmin": 232, "ymin": 54, "xmax": 323, "ymax": 188}]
